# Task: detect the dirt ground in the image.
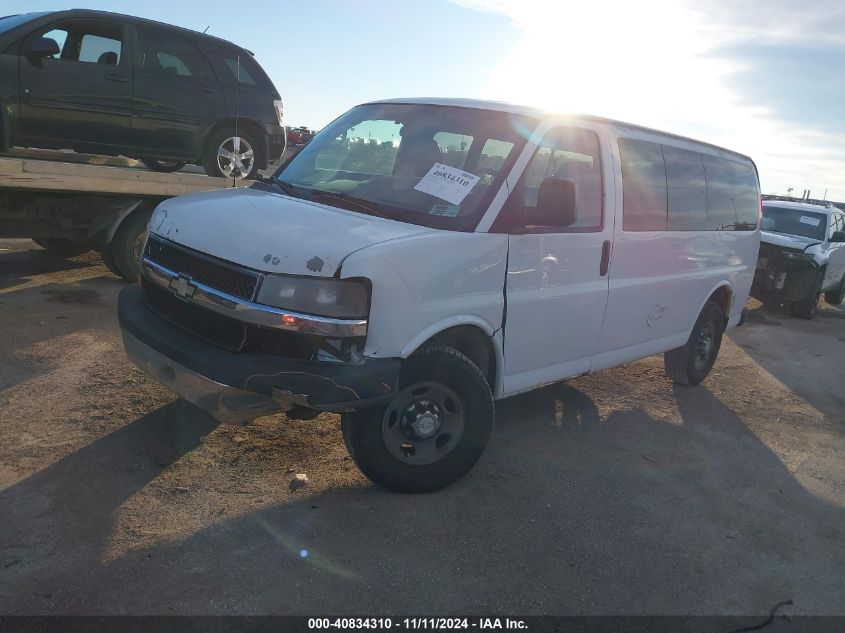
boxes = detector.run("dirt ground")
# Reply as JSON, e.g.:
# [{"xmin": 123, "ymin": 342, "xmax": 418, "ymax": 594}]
[{"xmin": 1, "ymin": 238, "xmax": 843, "ymax": 616}]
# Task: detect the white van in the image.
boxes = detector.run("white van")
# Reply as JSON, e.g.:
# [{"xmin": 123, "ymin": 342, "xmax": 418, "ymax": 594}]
[{"xmin": 118, "ymin": 98, "xmax": 761, "ymax": 492}]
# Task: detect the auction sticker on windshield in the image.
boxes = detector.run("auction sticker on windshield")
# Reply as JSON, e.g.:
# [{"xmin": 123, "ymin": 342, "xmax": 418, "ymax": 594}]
[
  {"xmin": 414, "ymin": 163, "xmax": 480, "ymax": 206},
  {"xmin": 800, "ymin": 215, "xmax": 821, "ymax": 226}
]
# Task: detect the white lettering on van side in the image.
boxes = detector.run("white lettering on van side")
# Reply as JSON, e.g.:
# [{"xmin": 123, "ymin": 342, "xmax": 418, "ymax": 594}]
[{"xmin": 414, "ymin": 162, "xmax": 480, "ymax": 206}]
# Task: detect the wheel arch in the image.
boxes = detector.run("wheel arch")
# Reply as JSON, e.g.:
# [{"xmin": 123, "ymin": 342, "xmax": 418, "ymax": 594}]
[
  {"xmin": 694, "ymin": 282, "xmax": 734, "ymax": 329},
  {"xmin": 400, "ymin": 318, "xmax": 503, "ymax": 397}
]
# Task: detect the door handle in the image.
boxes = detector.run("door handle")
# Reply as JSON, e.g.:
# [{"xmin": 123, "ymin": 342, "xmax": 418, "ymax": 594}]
[
  {"xmin": 599, "ymin": 240, "xmax": 611, "ymax": 276},
  {"xmin": 105, "ymin": 72, "xmax": 128, "ymax": 82},
  {"xmin": 198, "ymin": 84, "xmax": 217, "ymax": 93}
]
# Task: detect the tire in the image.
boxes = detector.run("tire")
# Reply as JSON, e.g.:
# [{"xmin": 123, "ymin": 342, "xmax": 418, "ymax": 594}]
[
  {"xmin": 790, "ymin": 273, "xmax": 823, "ymax": 319},
  {"xmin": 141, "ymin": 158, "xmax": 187, "ymax": 173},
  {"xmin": 110, "ymin": 209, "xmax": 152, "ymax": 282},
  {"xmin": 341, "ymin": 344, "xmax": 495, "ymax": 493},
  {"xmin": 32, "ymin": 238, "xmax": 91, "ymax": 257},
  {"xmin": 202, "ymin": 127, "xmax": 264, "ymax": 179},
  {"xmin": 824, "ymin": 274, "xmax": 845, "ymax": 305},
  {"xmin": 664, "ymin": 301, "xmax": 725, "ymax": 386},
  {"xmin": 98, "ymin": 241, "xmax": 123, "ymax": 279}
]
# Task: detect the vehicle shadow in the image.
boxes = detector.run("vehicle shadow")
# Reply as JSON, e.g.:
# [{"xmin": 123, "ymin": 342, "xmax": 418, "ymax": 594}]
[
  {"xmin": 0, "ymin": 274, "xmax": 126, "ymax": 391},
  {"xmin": 729, "ymin": 300, "xmax": 845, "ymax": 423},
  {"xmin": 0, "ymin": 400, "xmax": 219, "ymax": 610},
  {"xmin": 2, "ymin": 379, "xmax": 842, "ymax": 615},
  {"xmin": 0, "ymin": 243, "xmax": 100, "ymax": 292}
]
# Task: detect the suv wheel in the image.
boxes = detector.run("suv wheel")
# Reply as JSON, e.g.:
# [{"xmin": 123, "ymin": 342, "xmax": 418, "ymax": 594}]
[
  {"xmin": 341, "ymin": 344, "xmax": 495, "ymax": 493},
  {"xmin": 202, "ymin": 127, "xmax": 263, "ymax": 179},
  {"xmin": 142, "ymin": 159, "xmax": 187, "ymax": 173}
]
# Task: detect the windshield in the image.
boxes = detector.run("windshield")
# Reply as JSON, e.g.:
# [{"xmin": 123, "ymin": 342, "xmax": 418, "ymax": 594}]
[
  {"xmin": 0, "ymin": 13, "xmax": 47, "ymax": 35},
  {"xmin": 276, "ymin": 103, "xmax": 536, "ymax": 230},
  {"xmin": 761, "ymin": 205, "xmax": 827, "ymax": 241}
]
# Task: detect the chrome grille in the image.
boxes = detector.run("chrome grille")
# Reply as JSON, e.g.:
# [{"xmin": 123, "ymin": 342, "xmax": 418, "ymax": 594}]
[{"xmin": 144, "ymin": 236, "xmax": 260, "ymax": 300}]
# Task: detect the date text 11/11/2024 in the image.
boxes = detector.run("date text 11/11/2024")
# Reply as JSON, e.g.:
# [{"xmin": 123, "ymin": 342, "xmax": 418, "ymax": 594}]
[{"xmin": 307, "ymin": 617, "xmax": 528, "ymax": 630}]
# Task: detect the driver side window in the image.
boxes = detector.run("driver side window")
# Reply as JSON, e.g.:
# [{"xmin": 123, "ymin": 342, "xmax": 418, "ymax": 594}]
[{"xmin": 517, "ymin": 127, "xmax": 603, "ymax": 231}]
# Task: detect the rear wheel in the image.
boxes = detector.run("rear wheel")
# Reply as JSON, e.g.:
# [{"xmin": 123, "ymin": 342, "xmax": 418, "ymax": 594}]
[
  {"xmin": 824, "ymin": 274, "xmax": 845, "ymax": 305},
  {"xmin": 341, "ymin": 344, "xmax": 494, "ymax": 493},
  {"xmin": 202, "ymin": 127, "xmax": 264, "ymax": 180},
  {"xmin": 110, "ymin": 209, "xmax": 152, "ymax": 282},
  {"xmin": 32, "ymin": 238, "xmax": 91, "ymax": 257},
  {"xmin": 141, "ymin": 158, "xmax": 187, "ymax": 173},
  {"xmin": 664, "ymin": 301, "xmax": 725, "ymax": 386}
]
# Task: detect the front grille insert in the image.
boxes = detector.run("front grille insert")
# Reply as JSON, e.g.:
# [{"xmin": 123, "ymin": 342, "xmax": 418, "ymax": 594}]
[
  {"xmin": 144, "ymin": 236, "xmax": 260, "ymax": 300},
  {"xmin": 142, "ymin": 280, "xmax": 247, "ymax": 351}
]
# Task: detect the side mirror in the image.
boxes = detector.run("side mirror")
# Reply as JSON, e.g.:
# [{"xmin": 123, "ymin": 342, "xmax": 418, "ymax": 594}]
[
  {"xmin": 830, "ymin": 230, "xmax": 845, "ymax": 243},
  {"xmin": 526, "ymin": 178, "xmax": 576, "ymax": 228},
  {"xmin": 28, "ymin": 37, "xmax": 60, "ymax": 58}
]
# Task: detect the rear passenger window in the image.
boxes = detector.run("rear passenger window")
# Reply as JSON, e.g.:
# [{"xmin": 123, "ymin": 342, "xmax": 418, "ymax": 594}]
[
  {"xmin": 664, "ymin": 146, "xmax": 706, "ymax": 230},
  {"xmin": 433, "ymin": 132, "xmax": 473, "ymax": 169},
  {"xmin": 704, "ymin": 157, "xmax": 758, "ymax": 231},
  {"xmin": 137, "ymin": 27, "xmax": 210, "ymax": 78},
  {"xmin": 520, "ymin": 127, "xmax": 603, "ymax": 231},
  {"xmin": 620, "ymin": 139, "xmax": 667, "ymax": 231}
]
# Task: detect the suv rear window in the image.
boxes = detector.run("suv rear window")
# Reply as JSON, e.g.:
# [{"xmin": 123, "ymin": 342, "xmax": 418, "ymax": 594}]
[{"xmin": 203, "ymin": 43, "xmax": 269, "ymax": 86}]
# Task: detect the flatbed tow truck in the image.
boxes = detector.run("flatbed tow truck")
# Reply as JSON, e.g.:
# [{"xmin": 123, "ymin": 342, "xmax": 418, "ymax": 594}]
[{"xmin": 0, "ymin": 149, "xmax": 251, "ymax": 281}]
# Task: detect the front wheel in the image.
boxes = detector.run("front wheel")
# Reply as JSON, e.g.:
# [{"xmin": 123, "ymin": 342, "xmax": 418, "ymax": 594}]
[
  {"xmin": 341, "ymin": 344, "xmax": 494, "ymax": 493},
  {"xmin": 141, "ymin": 159, "xmax": 187, "ymax": 173},
  {"xmin": 791, "ymin": 274, "xmax": 823, "ymax": 318},
  {"xmin": 202, "ymin": 127, "xmax": 264, "ymax": 180},
  {"xmin": 824, "ymin": 274, "xmax": 845, "ymax": 305},
  {"xmin": 664, "ymin": 301, "xmax": 725, "ymax": 386}
]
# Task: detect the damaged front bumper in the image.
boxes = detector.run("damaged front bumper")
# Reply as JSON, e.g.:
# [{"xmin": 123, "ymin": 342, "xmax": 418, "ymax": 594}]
[
  {"xmin": 118, "ymin": 285, "xmax": 399, "ymax": 424},
  {"xmin": 751, "ymin": 245, "xmax": 821, "ymax": 303}
]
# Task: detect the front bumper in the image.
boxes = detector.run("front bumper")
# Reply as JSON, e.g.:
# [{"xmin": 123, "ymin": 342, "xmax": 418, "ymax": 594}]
[
  {"xmin": 118, "ymin": 285, "xmax": 399, "ymax": 423},
  {"xmin": 751, "ymin": 261, "xmax": 821, "ymax": 302}
]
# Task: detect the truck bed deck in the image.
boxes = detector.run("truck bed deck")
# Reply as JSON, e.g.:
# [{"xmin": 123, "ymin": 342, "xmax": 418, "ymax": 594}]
[{"xmin": 0, "ymin": 151, "xmax": 234, "ymax": 197}]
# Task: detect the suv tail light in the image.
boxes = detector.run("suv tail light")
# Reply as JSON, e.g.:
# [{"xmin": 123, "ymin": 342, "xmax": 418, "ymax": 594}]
[{"xmin": 274, "ymin": 99, "xmax": 284, "ymax": 126}]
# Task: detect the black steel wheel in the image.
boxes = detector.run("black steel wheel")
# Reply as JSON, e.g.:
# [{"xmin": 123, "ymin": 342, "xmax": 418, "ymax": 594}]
[
  {"xmin": 341, "ymin": 344, "xmax": 494, "ymax": 493},
  {"xmin": 664, "ymin": 301, "xmax": 725, "ymax": 386}
]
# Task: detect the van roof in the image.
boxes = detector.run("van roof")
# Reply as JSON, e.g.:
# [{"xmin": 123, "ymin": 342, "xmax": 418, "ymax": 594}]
[{"xmin": 366, "ymin": 97, "xmax": 755, "ymax": 164}]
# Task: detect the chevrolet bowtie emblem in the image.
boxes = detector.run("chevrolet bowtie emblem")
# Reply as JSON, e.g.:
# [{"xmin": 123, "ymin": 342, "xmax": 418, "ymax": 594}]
[{"xmin": 169, "ymin": 273, "xmax": 197, "ymax": 300}]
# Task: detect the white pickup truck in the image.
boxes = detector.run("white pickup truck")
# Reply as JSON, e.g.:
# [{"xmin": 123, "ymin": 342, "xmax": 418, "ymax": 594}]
[
  {"xmin": 119, "ymin": 98, "xmax": 761, "ymax": 492},
  {"xmin": 752, "ymin": 200, "xmax": 845, "ymax": 318}
]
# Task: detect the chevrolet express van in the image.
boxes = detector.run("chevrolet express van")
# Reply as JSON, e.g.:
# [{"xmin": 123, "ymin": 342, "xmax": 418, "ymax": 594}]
[{"xmin": 118, "ymin": 98, "xmax": 761, "ymax": 492}]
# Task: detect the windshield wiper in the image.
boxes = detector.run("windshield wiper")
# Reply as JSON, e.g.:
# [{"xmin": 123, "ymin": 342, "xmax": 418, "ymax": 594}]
[{"xmin": 308, "ymin": 189, "xmax": 392, "ymax": 219}]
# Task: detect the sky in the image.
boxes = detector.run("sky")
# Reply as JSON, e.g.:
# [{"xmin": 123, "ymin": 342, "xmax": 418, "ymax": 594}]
[{"xmin": 4, "ymin": 0, "xmax": 844, "ymax": 199}]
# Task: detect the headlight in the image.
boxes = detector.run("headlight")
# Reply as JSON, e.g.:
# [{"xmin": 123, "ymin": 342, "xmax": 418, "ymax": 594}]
[
  {"xmin": 273, "ymin": 99, "xmax": 284, "ymax": 126},
  {"xmin": 256, "ymin": 275, "xmax": 369, "ymax": 319}
]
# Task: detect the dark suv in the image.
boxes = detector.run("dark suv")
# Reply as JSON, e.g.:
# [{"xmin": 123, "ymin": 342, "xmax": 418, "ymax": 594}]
[{"xmin": 0, "ymin": 10, "xmax": 285, "ymax": 178}]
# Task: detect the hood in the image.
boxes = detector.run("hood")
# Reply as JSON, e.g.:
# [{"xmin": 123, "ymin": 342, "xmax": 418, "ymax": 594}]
[
  {"xmin": 760, "ymin": 230, "xmax": 822, "ymax": 252},
  {"xmin": 148, "ymin": 187, "xmax": 432, "ymax": 277}
]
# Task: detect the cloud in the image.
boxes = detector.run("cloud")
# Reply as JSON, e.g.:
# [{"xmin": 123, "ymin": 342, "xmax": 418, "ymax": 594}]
[{"xmin": 454, "ymin": 0, "xmax": 845, "ymax": 200}]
